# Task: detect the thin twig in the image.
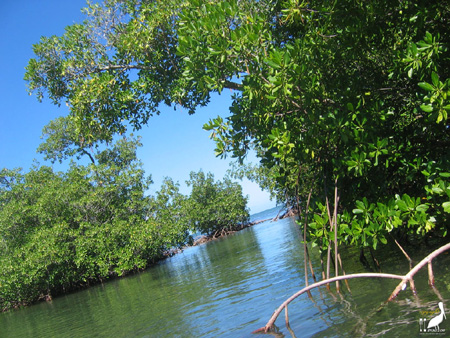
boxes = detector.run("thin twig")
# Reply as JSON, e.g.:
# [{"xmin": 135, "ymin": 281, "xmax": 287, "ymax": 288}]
[
  {"xmin": 337, "ymin": 253, "xmax": 351, "ymax": 293},
  {"xmin": 333, "ymin": 178, "xmax": 339, "ymax": 291},
  {"xmin": 323, "ymin": 176, "xmax": 332, "ymax": 283},
  {"xmin": 394, "ymin": 238, "xmax": 413, "ymax": 270},
  {"xmin": 369, "ymin": 247, "xmax": 381, "ymax": 272},
  {"xmin": 304, "ymin": 188, "xmax": 316, "ymax": 283},
  {"xmin": 428, "ymin": 261, "xmax": 435, "ymax": 286},
  {"xmin": 285, "ymin": 305, "xmax": 289, "ymax": 327}
]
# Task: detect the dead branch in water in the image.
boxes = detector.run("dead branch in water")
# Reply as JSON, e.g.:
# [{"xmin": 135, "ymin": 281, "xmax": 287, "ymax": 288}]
[
  {"xmin": 387, "ymin": 242, "xmax": 450, "ymax": 300},
  {"xmin": 253, "ymin": 242, "xmax": 450, "ymax": 334}
]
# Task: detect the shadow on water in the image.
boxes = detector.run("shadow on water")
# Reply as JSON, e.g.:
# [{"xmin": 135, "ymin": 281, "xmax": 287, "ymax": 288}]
[{"xmin": 1, "ymin": 208, "xmax": 449, "ymax": 337}]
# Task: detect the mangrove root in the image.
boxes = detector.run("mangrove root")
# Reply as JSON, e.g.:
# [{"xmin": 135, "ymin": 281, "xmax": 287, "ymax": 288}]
[{"xmin": 253, "ymin": 242, "xmax": 450, "ymax": 334}]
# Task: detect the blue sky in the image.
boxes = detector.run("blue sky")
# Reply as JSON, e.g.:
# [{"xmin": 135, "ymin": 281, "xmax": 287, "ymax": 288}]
[{"xmin": 0, "ymin": 0, "xmax": 276, "ymax": 213}]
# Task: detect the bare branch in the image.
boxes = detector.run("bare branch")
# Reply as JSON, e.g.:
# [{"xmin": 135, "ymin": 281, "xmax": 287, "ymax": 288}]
[
  {"xmin": 388, "ymin": 242, "xmax": 450, "ymax": 300},
  {"xmin": 253, "ymin": 273, "xmax": 404, "ymax": 334},
  {"xmin": 254, "ymin": 242, "xmax": 450, "ymax": 334},
  {"xmin": 93, "ymin": 64, "xmax": 155, "ymax": 73},
  {"xmin": 394, "ymin": 238, "xmax": 413, "ymax": 270},
  {"xmin": 81, "ymin": 149, "xmax": 96, "ymax": 165}
]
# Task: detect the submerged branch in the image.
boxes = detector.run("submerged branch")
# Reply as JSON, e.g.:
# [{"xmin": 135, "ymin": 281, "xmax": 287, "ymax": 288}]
[
  {"xmin": 253, "ymin": 242, "xmax": 450, "ymax": 334},
  {"xmin": 388, "ymin": 242, "xmax": 450, "ymax": 300},
  {"xmin": 253, "ymin": 273, "xmax": 404, "ymax": 334}
]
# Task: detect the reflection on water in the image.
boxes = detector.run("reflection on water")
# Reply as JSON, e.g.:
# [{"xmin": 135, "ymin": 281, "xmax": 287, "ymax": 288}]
[{"xmin": 1, "ymin": 207, "xmax": 449, "ymax": 337}]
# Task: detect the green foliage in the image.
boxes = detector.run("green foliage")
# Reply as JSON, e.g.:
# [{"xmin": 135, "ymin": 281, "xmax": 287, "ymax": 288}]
[
  {"xmin": 195, "ymin": 2, "xmax": 449, "ymax": 248},
  {"xmin": 0, "ymin": 125, "xmax": 251, "ymax": 311},
  {"xmin": 23, "ymin": 0, "xmax": 450, "ymax": 252},
  {"xmin": 24, "ymin": 0, "xmax": 209, "ymax": 143},
  {"xmin": 228, "ymin": 162, "xmax": 280, "ymax": 202},
  {"xmin": 0, "ymin": 137, "xmax": 177, "ymax": 311},
  {"xmin": 149, "ymin": 177, "xmax": 192, "ymax": 248},
  {"xmin": 38, "ymin": 116, "xmax": 100, "ymax": 164},
  {"xmin": 309, "ymin": 162, "xmax": 449, "ymax": 251},
  {"xmin": 185, "ymin": 171, "xmax": 250, "ymax": 236},
  {"xmin": 202, "ymin": 1, "xmax": 450, "ymax": 250}
]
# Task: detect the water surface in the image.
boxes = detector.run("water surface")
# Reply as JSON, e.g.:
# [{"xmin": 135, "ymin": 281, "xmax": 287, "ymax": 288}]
[{"xmin": 1, "ymin": 208, "xmax": 449, "ymax": 337}]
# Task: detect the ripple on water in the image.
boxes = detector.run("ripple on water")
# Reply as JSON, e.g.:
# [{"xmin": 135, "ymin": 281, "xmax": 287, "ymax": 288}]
[{"xmin": 2, "ymin": 214, "xmax": 450, "ymax": 338}]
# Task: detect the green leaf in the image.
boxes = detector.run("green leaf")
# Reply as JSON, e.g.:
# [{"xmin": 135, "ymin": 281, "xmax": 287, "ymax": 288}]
[
  {"xmin": 422, "ymin": 170, "xmax": 430, "ymax": 176},
  {"xmin": 418, "ymin": 82, "xmax": 434, "ymax": 91},
  {"xmin": 416, "ymin": 204, "xmax": 429, "ymax": 212},
  {"xmin": 443, "ymin": 202, "xmax": 450, "ymax": 213},
  {"xmin": 397, "ymin": 200, "xmax": 408, "ymax": 211},
  {"xmin": 283, "ymin": 51, "xmax": 291, "ymax": 65},
  {"xmin": 432, "ymin": 187, "xmax": 444, "ymax": 194},
  {"xmin": 265, "ymin": 58, "xmax": 281, "ymax": 69},
  {"xmin": 431, "ymin": 72, "xmax": 439, "ymax": 87},
  {"xmin": 420, "ymin": 104, "xmax": 433, "ymax": 112}
]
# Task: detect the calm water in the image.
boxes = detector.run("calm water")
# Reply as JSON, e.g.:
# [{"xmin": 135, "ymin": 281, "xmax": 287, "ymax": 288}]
[{"xmin": 1, "ymin": 207, "xmax": 449, "ymax": 337}]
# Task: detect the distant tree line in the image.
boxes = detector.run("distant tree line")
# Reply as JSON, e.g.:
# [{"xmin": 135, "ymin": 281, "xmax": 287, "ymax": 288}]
[{"xmin": 0, "ymin": 135, "xmax": 249, "ymax": 311}]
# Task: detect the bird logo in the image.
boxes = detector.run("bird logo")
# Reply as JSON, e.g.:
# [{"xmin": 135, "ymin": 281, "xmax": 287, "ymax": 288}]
[{"xmin": 420, "ymin": 302, "xmax": 446, "ymax": 333}]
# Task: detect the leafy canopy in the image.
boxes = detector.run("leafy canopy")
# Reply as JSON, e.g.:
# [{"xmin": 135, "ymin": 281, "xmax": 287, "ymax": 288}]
[
  {"xmin": 25, "ymin": 0, "xmax": 450, "ymax": 250},
  {"xmin": 1, "ymin": 125, "xmax": 251, "ymax": 311},
  {"xmin": 186, "ymin": 170, "xmax": 250, "ymax": 236},
  {"xmin": 0, "ymin": 137, "xmax": 161, "ymax": 310}
]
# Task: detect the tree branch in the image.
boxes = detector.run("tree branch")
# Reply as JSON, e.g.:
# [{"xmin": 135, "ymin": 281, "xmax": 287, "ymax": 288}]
[
  {"xmin": 222, "ymin": 80, "xmax": 243, "ymax": 91},
  {"xmin": 253, "ymin": 242, "xmax": 450, "ymax": 334},
  {"xmin": 93, "ymin": 64, "xmax": 155, "ymax": 73},
  {"xmin": 388, "ymin": 242, "xmax": 450, "ymax": 300},
  {"xmin": 81, "ymin": 149, "xmax": 96, "ymax": 165}
]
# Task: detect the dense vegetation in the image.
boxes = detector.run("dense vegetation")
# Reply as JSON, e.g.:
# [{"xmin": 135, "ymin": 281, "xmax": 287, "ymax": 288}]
[
  {"xmin": 0, "ymin": 135, "xmax": 248, "ymax": 311},
  {"xmin": 6, "ymin": 0, "xmax": 450, "ymax": 309}
]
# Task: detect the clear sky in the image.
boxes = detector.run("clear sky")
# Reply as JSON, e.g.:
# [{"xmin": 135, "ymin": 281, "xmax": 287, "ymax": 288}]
[{"xmin": 0, "ymin": 0, "xmax": 276, "ymax": 213}]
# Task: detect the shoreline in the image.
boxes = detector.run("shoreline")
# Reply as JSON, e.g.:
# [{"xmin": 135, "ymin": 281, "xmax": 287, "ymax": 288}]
[
  {"xmin": 2, "ymin": 213, "xmax": 289, "ymax": 313},
  {"xmin": 191, "ymin": 217, "xmax": 275, "ymax": 246}
]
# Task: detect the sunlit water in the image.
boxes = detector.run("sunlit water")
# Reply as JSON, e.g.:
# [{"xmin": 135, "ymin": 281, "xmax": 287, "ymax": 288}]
[{"xmin": 1, "ymin": 207, "xmax": 449, "ymax": 337}]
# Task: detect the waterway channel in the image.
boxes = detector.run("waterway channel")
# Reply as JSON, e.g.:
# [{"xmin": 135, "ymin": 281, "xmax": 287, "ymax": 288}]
[{"xmin": 1, "ymin": 208, "xmax": 449, "ymax": 337}]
